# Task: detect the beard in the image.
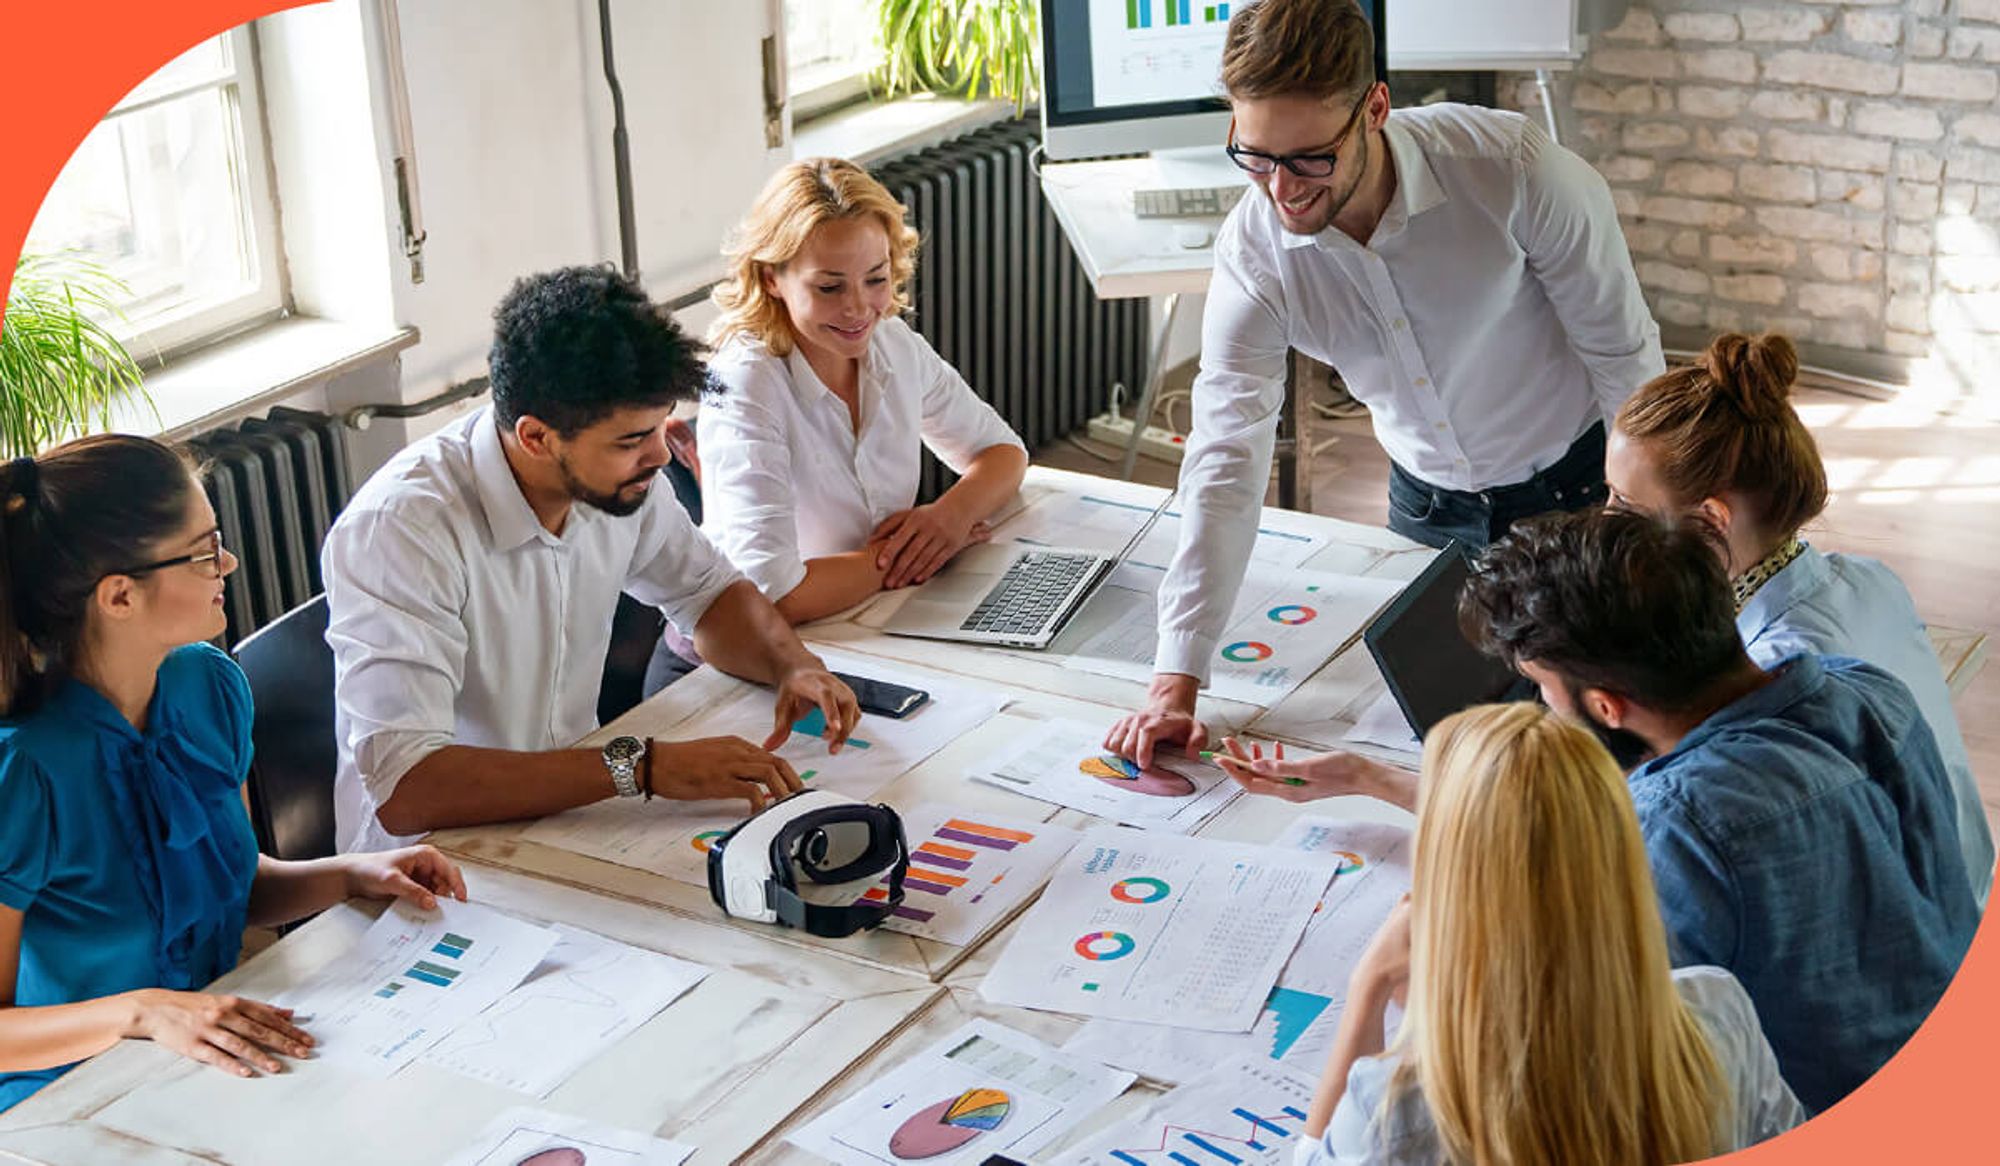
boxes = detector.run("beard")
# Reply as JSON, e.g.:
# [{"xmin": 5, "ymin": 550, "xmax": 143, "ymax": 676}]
[
  {"xmin": 557, "ymin": 454, "xmax": 655, "ymax": 518},
  {"xmin": 1276, "ymin": 130, "xmax": 1372, "ymax": 236}
]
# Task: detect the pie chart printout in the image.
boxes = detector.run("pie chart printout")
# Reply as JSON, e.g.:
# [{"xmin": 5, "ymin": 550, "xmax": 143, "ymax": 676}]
[
  {"xmin": 1078, "ymin": 754, "xmax": 1197, "ymax": 797},
  {"xmin": 888, "ymin": 1087, "xmax": 1013, "ymax": 1159},
  {"xmin": 513, "ymin": 1149, "xmax": 587, "ymax": 1166}
]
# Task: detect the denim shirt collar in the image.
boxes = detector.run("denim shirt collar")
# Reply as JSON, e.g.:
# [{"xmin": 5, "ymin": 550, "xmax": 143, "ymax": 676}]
[{"xmin": 1646, "ymin": 653, "xmax": 1824, "ymax": 774}]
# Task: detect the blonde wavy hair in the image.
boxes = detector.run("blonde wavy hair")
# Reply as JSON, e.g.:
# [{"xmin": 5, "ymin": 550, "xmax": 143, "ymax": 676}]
[
  {"xmin": 1388, "ymin": 702, "xmax": 1731, "ymax": 1165},
  {"xmin": 709, "ymin": 157, "xmax": 920, "ymax": 357}
]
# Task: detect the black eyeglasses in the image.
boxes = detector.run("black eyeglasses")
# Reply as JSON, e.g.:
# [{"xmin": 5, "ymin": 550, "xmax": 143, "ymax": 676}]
[
  {"xmin": 1226, "ymin": 88, "xmax": 1372, "ymax": 179},
  {"xmin": 114, "ymin": 530, "xmax": 227, "ymax": 579}
]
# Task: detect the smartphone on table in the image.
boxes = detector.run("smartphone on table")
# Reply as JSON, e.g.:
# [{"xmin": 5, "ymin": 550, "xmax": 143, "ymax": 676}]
[{"xmin": 831, "ymin": 671, "xmax": 930, "ymax": 718}]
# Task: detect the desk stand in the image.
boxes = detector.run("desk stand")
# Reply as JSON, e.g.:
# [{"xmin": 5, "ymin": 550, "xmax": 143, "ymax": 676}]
[{"xmin": 1119, "ymin": 292, "xmax": 1183, "ymax": 481}]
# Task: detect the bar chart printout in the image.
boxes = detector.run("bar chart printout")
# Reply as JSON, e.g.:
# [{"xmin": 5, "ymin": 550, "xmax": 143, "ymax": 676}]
[
  {"xmin": 272, "ymin": 899, "xmax": 558, "ymax": 1073},
  {"xmin": 858, "ymin": 804, "xmax": 1082, "ymax": 947},
  {"xmin": 1051, "ymin": 1056, "xmax": 1317, "ymax": 1166}
]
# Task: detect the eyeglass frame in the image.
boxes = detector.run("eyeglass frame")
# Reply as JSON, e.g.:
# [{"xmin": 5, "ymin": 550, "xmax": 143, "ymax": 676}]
[
  {"xmin": 112, "ymin": 529, "xmax": 227, "ymax": 579},
  {"xmin": 1225, "ymin": 86, "xmax": 1376, "ymax": 179}
]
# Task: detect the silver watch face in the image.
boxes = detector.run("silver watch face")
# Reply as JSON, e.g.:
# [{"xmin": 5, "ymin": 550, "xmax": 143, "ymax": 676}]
[{"xmin": 603, "ymin": 735, "xmax": 644, "ymax": 764}]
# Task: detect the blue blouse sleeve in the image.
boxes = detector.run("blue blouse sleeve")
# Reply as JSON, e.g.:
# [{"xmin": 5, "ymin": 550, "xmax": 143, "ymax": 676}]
[
  {"xmin": 0, "ymin": 743, "xmax": 54, "ymax": 911},
  {"xmin": 176, "ymin": 643, "xmax": 255, "ymax": 788}
]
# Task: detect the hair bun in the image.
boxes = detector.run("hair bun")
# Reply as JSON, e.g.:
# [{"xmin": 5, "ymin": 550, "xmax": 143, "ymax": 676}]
[
  {"xmin": 2, "ymin": 457, "xmax": 38, "ymax": 516},
  {"xmin": 1697, "ymin": 332, "xmax": 1799, "ymax": 421}
]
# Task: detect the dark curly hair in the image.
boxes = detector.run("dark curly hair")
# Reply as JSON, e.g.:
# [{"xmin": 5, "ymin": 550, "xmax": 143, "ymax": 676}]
[
  {"xmin": 1456, "ymin": 509, "xmax": 1742, "ymax": 714},
  {"xmin": 487, "ymin": 265, "xmax": 708, "ymax": 436}
]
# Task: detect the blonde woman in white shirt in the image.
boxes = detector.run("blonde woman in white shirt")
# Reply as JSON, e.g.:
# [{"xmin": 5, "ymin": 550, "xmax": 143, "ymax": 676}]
[
  {"xmin": 700, "ymin": 158, "xmax": 1029, "ymax": 624},
  {"xmin": 1291, "ymin": 702, "xmax": 1802, "ymax": 1165}
]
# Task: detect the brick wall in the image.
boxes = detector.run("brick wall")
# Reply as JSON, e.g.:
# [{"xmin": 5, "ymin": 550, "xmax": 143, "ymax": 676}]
[{"xmin": 1501, "ymin": 1, "xmax": 2000, "ymax": 396}]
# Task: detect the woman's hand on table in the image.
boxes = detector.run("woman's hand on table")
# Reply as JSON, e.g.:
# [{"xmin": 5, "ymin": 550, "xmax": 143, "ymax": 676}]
[
  {"xmin": 867, "ymin": 503, "xmax": 990, "ymax": 589},
  {"xmin": 124, "ymin": 989, "xmax": 314, "ymax": 1077},
  {"xmin": 1213, "ymin": 737, "xmax": 1416, "ymax": 809},
  {"xmin": 342, "ymin": 845, "xmax": 468, "ymax": 911}
]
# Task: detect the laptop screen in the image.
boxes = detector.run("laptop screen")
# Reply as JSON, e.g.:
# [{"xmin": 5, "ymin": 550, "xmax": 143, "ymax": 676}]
[{"xmin": 1362, "ymin": 545, "xmax": 1532, "ymax": 737}]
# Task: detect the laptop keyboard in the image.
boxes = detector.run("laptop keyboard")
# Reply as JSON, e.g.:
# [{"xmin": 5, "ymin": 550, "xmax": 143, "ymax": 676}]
[{"xmin": 960, "ymin": 551, "xmax": 1102, "ymax": 636}]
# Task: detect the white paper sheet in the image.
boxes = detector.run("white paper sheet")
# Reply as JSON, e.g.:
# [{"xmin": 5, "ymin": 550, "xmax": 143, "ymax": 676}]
[
  {"xmin": 444, "ymin": 1106, "xmax": 693, "ymax": 1166},
  {"xmin": 1050, "ymin": 1055, "xmax": 1320, "ymax": 1166},
  {"xmin": 1063, "ymin": 818, "xmax": 1414, "ymax": 1084},
  {"xmin": 857, "ymin": 805, "xmax": 1081, "ymax": 947},
  {"xmin": 522, "ymin": 653, "xmax": 1007, "ymax": 884},
  {"xmin": 420, "ymin": 924, "xmax": 708, "ymax": 1097},
  {"xmin": 1060, "ymin": 562, "xmax": 1403, "ymax": 706},
  {"xmin": 786, "ymin": 1020, "xmax": 1135, "ymax": 1166},
  {"xmin": 273, "ymin": 900, "xmax": 557, "ymax": 1074},
  {"xmin": 979, "ymin": 828, "xmax": 1337, "ymax": 1032},
  {"xmin": 969, "ymin": 716, "xmax": 1239, "ymax": 833},
  {"xmin": 993, "ymin": 492, "xmax": 1330, "ymax": 570},
  {"xmin": 1341, "ymin": 690, "xmax": 1422, "ymax": 755}
]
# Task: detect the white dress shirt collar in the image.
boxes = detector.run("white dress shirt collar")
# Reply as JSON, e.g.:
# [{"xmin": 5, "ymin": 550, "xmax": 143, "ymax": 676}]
[{"xmin": 468, "ymin": 410, "xmax": 552, "ymax": 551}]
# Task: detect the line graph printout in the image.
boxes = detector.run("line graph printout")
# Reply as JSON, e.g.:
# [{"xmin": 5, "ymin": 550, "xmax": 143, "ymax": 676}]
[
  {"xmin": 979, "ymin": 829, "xmax": 1336, "ymax": 1031},
  {"xmin": 445, "ymin": 1106, "xmax": 693, "ymax": 1166},
  {"xmin": 787, "ymin": 1020, "xmax": 1135, "ymax": 1166},
  {"xmin": 421, "ymin": 924, "xmax": 709, "ymax": 1097},
  {"xmin": 1063, "ymin": 817, "xmax": 1413, "ymax": 1082},
  {"xmin": 1060, "ymin": 562, "xmax": 1403, "ymax": 707},
  {"xmin": 271, "ymin": 900, "xmax": 557, "ymax": 1074},
  {"xmin": 970, "ymin": 717, "xmax": 1238, "ymax": 833},
  {"xmin": 858, "ymin": 805, "xmax": 1082, "ymax": 947},
  {"xmin": 1051, "ymin": 1056, "xmax": 1317, "ymax": 1166},
  {"xmin": 522, "ymin": 651, "xmax": 1006, "ymax": 883}
]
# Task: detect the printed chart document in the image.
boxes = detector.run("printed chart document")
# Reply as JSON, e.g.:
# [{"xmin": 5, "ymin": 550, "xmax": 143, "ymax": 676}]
[
  {"xmin": 1342, "ymin": 690, "xmax": 1422, "ymax": 756},
  {"xmin": 979, "ymin": 828, "xmax": 1336, "ymax": 1031},
  {"xmin": 1064, "ymin": 817, "xmax": 1413, "ymax": 1083},
  {"xmin": 856, "ymin": 804, "xmax": 1081, "ymax": 947},
  {"xmin": 1060, "ymin": 562, "xmax": 1403, "ymax": 706},
  {"xmin": 970, "ymin": 716, "xmax": 1238, "ymax": 833},
  {"xmin": 422, "ymin": 924, "xmax": 709, "ymax": 1097},
  {"xmin": 993, "ymin": 492, "xmax": 1329, "ymax": 570},
  {"xmin": 787, "ymin": 1020, "xmax": 1134, "ymax": 1166},
  {"xmin": 523, "ymin": 653, "xmax": 1006, "ymax": 884},
  {"xmin": 445, "ymin": 1106, "xmax": 693, "ymax": 1166},
  {"xmin": 273, "ymin": 900, "xmax": 557, "ymax": 1074},
  {"xmin": 1051, "ymin": 1056, "xmax": 1319, "ymax": 1166}
]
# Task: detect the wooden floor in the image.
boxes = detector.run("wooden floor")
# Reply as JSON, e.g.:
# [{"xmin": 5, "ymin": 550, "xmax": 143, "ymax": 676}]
[{"xmin": 1040, "ymin": 385, "xmax": 2000, "ymax": 836}]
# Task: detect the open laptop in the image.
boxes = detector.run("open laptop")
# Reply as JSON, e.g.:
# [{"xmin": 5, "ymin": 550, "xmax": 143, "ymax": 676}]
[
  {"xmin": 1362, "ymin": 543, "xmax": 1537, "ymax": 737},
  {"xmin": 883, "ymin": 492, "xmax": 1176, "ymax": 649}
]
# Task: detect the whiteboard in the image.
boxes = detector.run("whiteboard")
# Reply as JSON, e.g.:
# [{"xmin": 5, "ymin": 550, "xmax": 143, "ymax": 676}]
[{"xmin": 1385, "ymin": 0, "xmax": 1583, "ymax": 71}]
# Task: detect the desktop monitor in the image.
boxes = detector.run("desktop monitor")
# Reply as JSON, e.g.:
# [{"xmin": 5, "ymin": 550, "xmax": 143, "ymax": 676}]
[{"xmin": 1039, "ymin": 0, "xmax": 1388, "ymax": 162}]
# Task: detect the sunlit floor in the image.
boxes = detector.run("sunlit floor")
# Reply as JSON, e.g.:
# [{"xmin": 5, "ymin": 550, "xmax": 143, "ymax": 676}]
[{"xmin": 1040, "ymin": 385, "xmax": 2000, "ymax": 835}]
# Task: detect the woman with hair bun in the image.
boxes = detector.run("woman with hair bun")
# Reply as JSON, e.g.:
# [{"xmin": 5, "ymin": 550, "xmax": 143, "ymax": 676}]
[
  {"xmin": 1607, "ymin": 331, "xmax": 1992, "ymax": 906},
  {"xmin": 699, "ymin": 157, "xmax": 1028, "ymax": 624},
  {"xmin": 0, "ymin": 436, "xmax": 466, "ymax": 1110}
]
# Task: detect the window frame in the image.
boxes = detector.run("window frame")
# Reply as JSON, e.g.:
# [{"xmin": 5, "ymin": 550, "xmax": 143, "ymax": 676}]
[
  {"xmin": 50, "ymin": 23, "xmax": 289, "ymax": 364},
  {"xmin": 784, "ymin": 0, "xmax": 884, "ymax": 125}
]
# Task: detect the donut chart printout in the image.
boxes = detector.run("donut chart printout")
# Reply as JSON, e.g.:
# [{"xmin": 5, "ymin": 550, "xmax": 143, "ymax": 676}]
[
  {"xmin": 979, "ymin": 828, "xmax": 1338, "ymax": 1032},
  {"xmin": 445, "ymin": 1106, "xmax": 693, "ymax": 1166},
  {"xmin": 786, "ymin": 1019, "xmax": 1136, "ymax": 1166},
  {"xmin": 971, "ymin": 716, "xmax": 1239, "ymax": 833},
  {"xmin": 1060, "ymin": 561, "xmax": 1404, "ymax": 706}
]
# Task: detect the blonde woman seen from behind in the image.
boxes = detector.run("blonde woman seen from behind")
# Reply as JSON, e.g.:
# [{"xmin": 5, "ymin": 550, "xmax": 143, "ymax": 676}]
[
  {"xmin": 1300, "ymin": 703, "xmax": 1802, "ymax": 1165},
  {"xmin": 700, "ymin": 158, "xmax": 1028, "ymax": 624}
]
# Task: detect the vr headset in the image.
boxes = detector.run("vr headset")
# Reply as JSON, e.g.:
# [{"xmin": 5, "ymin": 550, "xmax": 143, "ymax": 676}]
[{"xmin": 705, "ymin": 790, "xmax": 911, "ymax": 938}]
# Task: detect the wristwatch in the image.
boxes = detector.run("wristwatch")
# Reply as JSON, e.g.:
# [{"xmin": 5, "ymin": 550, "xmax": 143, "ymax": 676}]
[{"xmin": 602, "ymin": 735, "xmax": 648, "ymax": 799}]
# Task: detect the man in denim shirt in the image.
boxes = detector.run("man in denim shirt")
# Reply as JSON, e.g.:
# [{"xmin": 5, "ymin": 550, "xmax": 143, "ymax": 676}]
[{"xmin": 1458, "ymin": 510, "xmax": 1976, "ymax": 1114}]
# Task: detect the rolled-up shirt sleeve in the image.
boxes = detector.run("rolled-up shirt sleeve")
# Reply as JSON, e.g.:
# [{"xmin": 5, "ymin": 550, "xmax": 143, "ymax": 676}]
[
  {"xmin": 910, "ymin": 326, "xmax": 1026, "ymax": 473},
  {"xmin": 699, "ymin": 367, "xmax": 811, "ymax": 601},
  {"xmin": 323, "ymin": 507, "xmax": 469, "ymax": 811},
  {"xmin": 1154, "ymin": 224, "xmax": 1289, "ymax": 682},
  {"xmin": 1512, "ymin": 119, "xmax": 1664, "ymax": 424},
  {"xmin": 626, "ymin": 482, "xmax": 748, "ymax": 629}
]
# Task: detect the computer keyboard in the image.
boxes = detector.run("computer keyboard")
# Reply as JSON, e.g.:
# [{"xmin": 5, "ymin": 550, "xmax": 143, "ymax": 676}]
[
  {"xmin": 960, "ymin": 551, "xmax": 1103, "ymax": 636},
  {"xmin": 1132, "ymin": 185, "xmax": 1249, "ymax": 218}
]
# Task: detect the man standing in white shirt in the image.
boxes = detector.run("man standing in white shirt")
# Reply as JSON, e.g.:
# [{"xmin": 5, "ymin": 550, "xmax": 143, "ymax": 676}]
[
  {"xmin": 325, "ymin": 265, "xmax": 859, "ymax": 853},
  {"xmin": 1108, "ymin": 0, "xmax": 1663, "ymax": 765}
]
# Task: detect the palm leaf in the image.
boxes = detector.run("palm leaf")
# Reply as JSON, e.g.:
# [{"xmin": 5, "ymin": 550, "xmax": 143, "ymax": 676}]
[{"xmin": 0, "ymin": 253, "xmax": 151, "ymax": 456}]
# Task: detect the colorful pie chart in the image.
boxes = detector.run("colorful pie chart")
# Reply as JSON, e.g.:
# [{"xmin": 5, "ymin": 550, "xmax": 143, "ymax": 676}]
[
  {"xmin": 1075, "ymin": 930, "xmax": 1137, "ymax": 961},
  {"xmin": 515, "ymin": 1149, "xmax": 587, "ymax": 1166},
  {"xmin": 1221, "ymin": 640, "xmax": 1275, "ymax": 663},
  {"xmin": 888, "ymin": 1087, "xmax": 1012, "ymax": 1159},
  {"xmin": 1110, "ymin": 876, "xmax": 1172, "ymax": 904},
  {"xmin": 1331, "ymin": 850, "xmax": 1365, "ymax": 875},
  {"xmin": 1267, "ymin": 604, "xmax": 1318, "ymax": 625},
  {"xmin": 690, "ymin": 830, "xmax": 727, "ymax": 854},
  {"xmin": 1078, "ymin": 754, "xmax": 1197, "ymax": 797}
]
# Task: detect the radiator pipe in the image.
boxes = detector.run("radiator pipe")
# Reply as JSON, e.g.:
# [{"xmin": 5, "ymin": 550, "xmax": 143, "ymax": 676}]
[{"xmin": 600, "ymin": 0, "xmax": 640, "ymax": 281}]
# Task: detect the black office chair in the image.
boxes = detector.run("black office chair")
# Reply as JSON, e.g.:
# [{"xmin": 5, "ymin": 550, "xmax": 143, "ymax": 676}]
[
  {"xmin": 597, "ymin": 433, "xmax": 704, "ymax": 724},
  {"xmin": 231, "ymin": 594, "xmax": 339, "ymax": 862}
]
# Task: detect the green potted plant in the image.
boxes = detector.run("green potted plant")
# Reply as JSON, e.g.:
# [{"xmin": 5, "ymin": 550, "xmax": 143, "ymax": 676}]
[
  {"xmin": 873, "ymin": 0, "xmax": 1042, "ymax": 110},
  {"xmin": 0, "ymin": 253, "xmax": 150, "ymax": 457}
]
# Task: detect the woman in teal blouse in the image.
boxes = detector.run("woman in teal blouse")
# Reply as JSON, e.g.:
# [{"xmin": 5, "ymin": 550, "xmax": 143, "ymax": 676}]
[{"xmin": 0, "ymin": 435, "xmax": 466, "ymax": 1112}]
